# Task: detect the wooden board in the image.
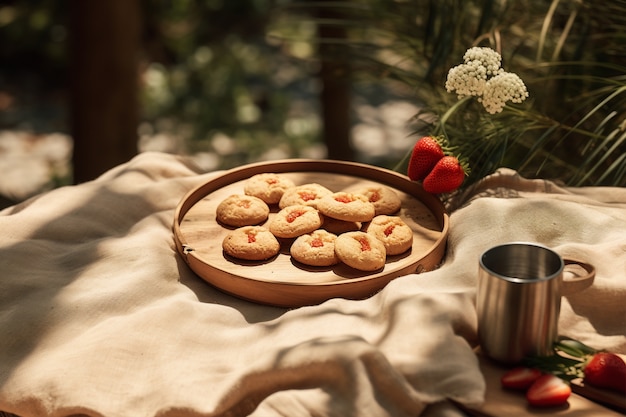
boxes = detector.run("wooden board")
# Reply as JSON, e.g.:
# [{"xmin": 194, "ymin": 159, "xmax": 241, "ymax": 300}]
[
  {"xmin": 173, "ymin": 159, "xmax": 449, "ymax": 307},
  {"xmin": 457, "ymin": 354, "xmax": 626, "ymax": 417}
]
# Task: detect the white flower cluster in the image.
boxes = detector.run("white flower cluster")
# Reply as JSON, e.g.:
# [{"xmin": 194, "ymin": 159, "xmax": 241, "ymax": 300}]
[
  {"xmin": 463, "ymin": 46, "xmax": 502, "ymax": 76},
  {"xmin": 479, "ymin": 72, "xmax": 529, "ymax": 114},
  {"xmin": 445, "ymin": 47, "xmax": 529, "ymax": 114}
]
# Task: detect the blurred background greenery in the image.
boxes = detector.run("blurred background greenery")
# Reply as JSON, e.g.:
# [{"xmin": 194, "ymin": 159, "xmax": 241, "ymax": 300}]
[{"xmin": 0, "ymin": 0, "xmax": 624, "ymax": 207}]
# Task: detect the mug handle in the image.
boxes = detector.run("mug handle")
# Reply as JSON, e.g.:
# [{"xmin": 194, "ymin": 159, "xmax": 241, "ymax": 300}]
[{"xmin": 561, "ymin": 259, "xmax": 595, "ymax": 296}]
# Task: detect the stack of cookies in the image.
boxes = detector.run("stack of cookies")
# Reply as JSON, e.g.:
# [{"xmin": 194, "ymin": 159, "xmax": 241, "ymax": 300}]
[{"xmin": 217, "ymin": 173, "xmax": 414, "ymax": 272}]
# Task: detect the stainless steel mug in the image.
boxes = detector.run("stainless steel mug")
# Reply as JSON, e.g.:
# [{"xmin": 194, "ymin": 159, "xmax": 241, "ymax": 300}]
[{"xmin": 476, "ymin": 242, "xmax": 595, "ymax": 364}]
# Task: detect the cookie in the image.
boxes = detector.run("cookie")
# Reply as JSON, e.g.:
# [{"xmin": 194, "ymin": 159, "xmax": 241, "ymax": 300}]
[
  {"xmin": 317, "ymin": 192, "xmax": 376, "ymax": 223},
  {"xmin": 244, "ymin": 173, "xmax": 295, "ymax": 204},
  {"xmin": 278, "ymin": 183, "xmax": 333, "ymax": 209},
  {"xmin": 334, "ymin": 231, "xmax": 386, "ymax": 271},
  {"xmin": 352, "ymin": 185, "xmax": 402, "ymax": 215},
  {"xmin": 290, "ymin": 230, "xmax": 340, "ymax": 267},
  {"xmin": 216, "ymin": 194, "xmax": 270, "ymax": 227},
  {"xmin": 268, "ymin": 205, "xmax": 324, "ymax": 239},
  {"xmin": 222, "ymin": 226, "xmax": 280, "ymax": 261},
  {"xmin": 366, "ymin": 215, "xmax": 413, "ymax": 255}
]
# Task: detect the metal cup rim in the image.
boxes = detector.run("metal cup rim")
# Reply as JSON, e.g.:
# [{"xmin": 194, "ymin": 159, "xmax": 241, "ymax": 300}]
[{"xmin": 479, "ymin": 241, "xmax": 565, "ymax": 283}]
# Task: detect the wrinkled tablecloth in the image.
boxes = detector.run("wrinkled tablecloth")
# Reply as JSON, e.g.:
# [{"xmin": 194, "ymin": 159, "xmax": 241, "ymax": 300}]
[{"xmin": 1, "ymin": 152, "xmax": 624, "ymax": 417}]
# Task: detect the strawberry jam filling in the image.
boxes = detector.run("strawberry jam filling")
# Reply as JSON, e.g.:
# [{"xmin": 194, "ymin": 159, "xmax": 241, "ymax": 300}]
[
  {"xmin": 384, "ymin": 225, "xmax": 395, "ymax": 237},
  {"xmin": 369, "ymin": 191, "xmax": 381, "ymax": 202},
  {"xmin": 335, "ymin": 195, "xmax": 353, "ymax": 203},
  {"xmin": 246, "ymin": 232, "xmax": 256, "ymax": 243},
  {"xmin": 237, "ymin": 200, "xmax": 251, "ymax": 209},
  {"xmin": 298, "ymin": 191, "xmax": 317, "ymax": 202},
  {"xmin": 357, "ymin": 237, "xmax": 371, "ymax": 251},
  {"xmin": 310, "ymin": 238, "xmax": 324, "ymax": 248},
  {"xmin": 286, "ymin": 209, "xmax": 305, "ymax": 223},
  {"xmin": 265, "ymin": 178, "xmax": 278, "ymax": 185}
]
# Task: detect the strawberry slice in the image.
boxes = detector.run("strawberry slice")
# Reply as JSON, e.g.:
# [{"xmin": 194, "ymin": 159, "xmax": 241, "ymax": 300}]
[
  {"xmin": 526, "ymin": 374, "xmax": 571, "ymax": 407},
  {"xmin": 501, "ymin": 367, "xmax": 543, "ymax": 390}
]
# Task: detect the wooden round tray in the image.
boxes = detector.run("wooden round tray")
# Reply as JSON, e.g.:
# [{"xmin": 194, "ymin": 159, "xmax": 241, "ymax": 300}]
[{"xmin": 173, "ymin": 159, "xmax": 449, "ymax": 308}]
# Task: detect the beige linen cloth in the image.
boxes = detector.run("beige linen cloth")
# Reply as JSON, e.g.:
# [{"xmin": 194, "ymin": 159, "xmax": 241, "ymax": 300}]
[{"xmin": 0, "ymin": 152, "xmax": 624, "ymax": 417}]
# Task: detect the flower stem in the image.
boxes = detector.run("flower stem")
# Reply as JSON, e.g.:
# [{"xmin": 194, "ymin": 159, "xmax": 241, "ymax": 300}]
[{"xmin": 436, "ymin": 96, "xmax": 473, "ymax": 141}]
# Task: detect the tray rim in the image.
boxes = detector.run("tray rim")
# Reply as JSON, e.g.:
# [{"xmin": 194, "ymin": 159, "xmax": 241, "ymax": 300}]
[{"xmin": 172, "ymin": 159, "xmax": 449, "ymax": 304}]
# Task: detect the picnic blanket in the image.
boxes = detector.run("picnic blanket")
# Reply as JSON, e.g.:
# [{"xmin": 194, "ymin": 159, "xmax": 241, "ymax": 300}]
[{"xmin": 0, "ymin": 152, "xmax": 624, "ymax": 417}]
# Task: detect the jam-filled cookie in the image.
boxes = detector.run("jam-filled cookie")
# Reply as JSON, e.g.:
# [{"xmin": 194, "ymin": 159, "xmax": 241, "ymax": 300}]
[
  {"xmin": 278, "ymin": 183, "xmax": 333, "ymax": 209},
  {"xmin": 290, "ymin": 229, "xmax": 340, "ymax": 267},
  {"xmin": 268, "ymin": 205, "xmax": 324, "ymax": 239},
  {"xmin": 352, "ymin": 185, "xmax": 402, "ymax": 215},
  {"xmin": 317, "ymin": 192, "xmax": 375, "ymax": 223},
  {"xmin": 244, "ymin": 173, "xmax": 295, "ymax": 205},
  {"xmin": 366, "ymin": 215, "xmax": 413, "ymax": 255},
  {"xmin": 334, "ymin": 231, "xmax": 386, "ymax": 271},
  {"xmin": 216, "ymin": 194, "xmax": 270, "ymax": 227},
  {"xmin": 222, "ymin": 226, "xmax": 280, "ymax": 261}
]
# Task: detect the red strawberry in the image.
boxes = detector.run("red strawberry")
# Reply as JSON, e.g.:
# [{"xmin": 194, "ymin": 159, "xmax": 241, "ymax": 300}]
[
  {"xmin": 422, "ymin": 155, "xmax": 466, "ymax": 194},
  {"xmin": 584, "ymin": 352, "xmax": 626, "ymax": 394},
  {"xmin": 407, "ymin": 136, "xmax": 444, "ymax": 181},
  {"xmin": 526, "ymin": 374, "xmax": 571, "ymax": 407},
  {"xmin": 501, "ymin": 367, "xmax": 543, "ymax": 390}
]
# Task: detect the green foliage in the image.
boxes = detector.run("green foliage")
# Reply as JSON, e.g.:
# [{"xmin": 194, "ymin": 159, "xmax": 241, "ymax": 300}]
[
  {"xmin": 338, "ymin": 0, "xmax": 626, "ymax": 186},
  {"xmin": 140, "ymin": 0, "xmax": 323, "ymax": 168},
  {"xmin": 0, "ymin": 0, "xmax": 67, "ymax": 84},
  {"xmin": 0, "ymin": 0, "xmax": 324, "ymax": 170},
  {"xmin": 1, "ymin": 0, "xmax": 624, "ymax": 186}
]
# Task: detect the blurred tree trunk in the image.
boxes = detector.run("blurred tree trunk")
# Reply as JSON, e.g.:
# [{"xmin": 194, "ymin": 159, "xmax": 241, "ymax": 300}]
[
  {"xmin": 317, "ymin": 2, "xmax": 353, "ymax": 161},
  {"xmin": 69, "ymin": 0, "xmax": 141, "ymax": 183}
]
